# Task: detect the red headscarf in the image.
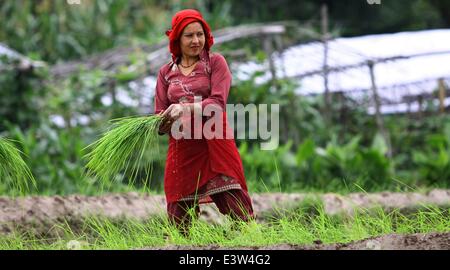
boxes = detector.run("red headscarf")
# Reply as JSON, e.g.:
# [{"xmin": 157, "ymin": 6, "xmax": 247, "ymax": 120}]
[{"xmin": 165, "ymin": 9, "xmax": 214, "ymax": 62}]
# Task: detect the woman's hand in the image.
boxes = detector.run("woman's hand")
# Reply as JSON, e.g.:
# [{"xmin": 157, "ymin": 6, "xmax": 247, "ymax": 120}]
[
  {"xmin": 158, "ymin": 104, "xmax": 192, "ymax": 135},
  {"xmin": 158, "ymin": 111, "xmax": 173, "ymax": 135},
  {"xmin": 168, "ymin": 104, "xmax": 184, "ymax": 120},
  {"xmin": 161, "ymin": 103, "xmax": 192, "ymax": 120}
]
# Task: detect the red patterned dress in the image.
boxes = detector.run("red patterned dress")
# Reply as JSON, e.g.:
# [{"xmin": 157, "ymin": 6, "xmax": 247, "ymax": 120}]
[{"xmin": 154, "ymin": 49, "xmax": 251, "ymax": 205}]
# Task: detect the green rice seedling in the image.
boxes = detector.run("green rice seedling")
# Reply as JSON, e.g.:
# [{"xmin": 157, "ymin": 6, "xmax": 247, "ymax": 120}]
[
  {"xmin": 84, "ymin": 115, "xmax": 164, "ymax": 188},
  {"xmin": 1, "ymin": 204, "xmax": 449, "ymax": 250},
  {"xmin": 0, "ymin": 137, "xmax": 36, "ymax": 194}
]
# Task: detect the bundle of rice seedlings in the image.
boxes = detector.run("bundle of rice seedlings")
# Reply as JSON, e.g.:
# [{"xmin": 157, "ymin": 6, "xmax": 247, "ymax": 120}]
[
  {"xmin": 84, "ymin": 115, "xmax": 164, "ymax": 188},
  {"xmin": 0, "ymin": 137, "xmax": 36, "ymax": 193}
]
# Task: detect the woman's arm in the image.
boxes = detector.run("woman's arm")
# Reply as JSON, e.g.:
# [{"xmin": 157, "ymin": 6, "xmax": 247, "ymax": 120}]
[
  {"xmin": 201, "ymin": 53, "xmax": 232, "ymax": 112},
  {"xmin": 154, "ymin": 67, "xmax": 171, "ymax": 135},
  {"xmin": 154, "ymin": 67, "xmax": 170, "ymax": 115}
]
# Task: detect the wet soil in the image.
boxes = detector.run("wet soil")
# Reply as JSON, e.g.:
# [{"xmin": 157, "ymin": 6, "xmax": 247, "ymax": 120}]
[
  {"xmin": 144, "ymin": 232, "xmax": 450, "ymax": 250},
  {"xmin": 1, "ymin": 189, "xmax": 449, "ymax": 249}
]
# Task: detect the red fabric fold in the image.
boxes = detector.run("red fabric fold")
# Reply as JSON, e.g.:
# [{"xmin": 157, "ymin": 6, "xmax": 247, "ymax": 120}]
[{"xmin": 164, "ymin": 112, "xmax": 248, "ymax": 203}]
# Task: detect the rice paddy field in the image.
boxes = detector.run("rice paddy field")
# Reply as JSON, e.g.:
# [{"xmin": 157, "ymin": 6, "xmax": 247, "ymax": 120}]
[{"xmin": 1, "ymin": 190, "xmax": 449, "ymax": 250}]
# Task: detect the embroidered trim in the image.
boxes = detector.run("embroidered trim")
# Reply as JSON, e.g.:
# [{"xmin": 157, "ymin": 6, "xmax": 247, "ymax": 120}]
[{"xmin": 178, "ymin": 183, "xmax": 242, "ymax": 202}]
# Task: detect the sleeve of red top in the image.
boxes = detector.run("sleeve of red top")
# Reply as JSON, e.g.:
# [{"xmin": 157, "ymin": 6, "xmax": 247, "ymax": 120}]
[
  {"xmin": 154, "ymin": 66, "xmax": 170, "ymax": 114},
  {"xmin": 201, "ymin": 54, "xmax": 232, "ymax": 112}
]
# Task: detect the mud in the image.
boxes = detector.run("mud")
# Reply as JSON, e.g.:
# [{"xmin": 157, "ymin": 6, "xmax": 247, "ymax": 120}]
[
  {"xmin": 1, "ymin": 189, "xmax": 449, "ymax": 236},
  {"xmin": 144, "ymin": 232, "xmax": 450, "ymax": 250}
]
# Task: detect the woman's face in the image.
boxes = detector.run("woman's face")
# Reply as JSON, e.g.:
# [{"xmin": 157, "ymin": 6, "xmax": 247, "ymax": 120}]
[{"xmin": 179, "ymin": 22, "xmax": 205, "ymax": 59}]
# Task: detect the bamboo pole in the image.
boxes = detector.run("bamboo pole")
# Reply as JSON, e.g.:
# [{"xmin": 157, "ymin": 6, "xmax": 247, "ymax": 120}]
[
  {"xmin": 274, "ymin": 34, "xmax": 286, "ymax": 78},
  {"xmin": 263, "ymin": 35, "xmax": 278, "ymax": 90},
  {"xmin": 368, "ymin": 60, "xmax": 392, "ymax": 158},
  {"xmin": 417, "ymin": 95, "xmax": 423, "ymax": 119},
  {"xmin": 439, "ymin": 78, "xmax": 446, "ymax": 114},
  {"xmin": 321, "ymin": 4, "xmax": 331, "ymax": 121}
]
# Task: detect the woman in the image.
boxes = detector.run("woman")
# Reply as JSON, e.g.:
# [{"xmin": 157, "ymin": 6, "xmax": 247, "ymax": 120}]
[{"xmin": 154, "ymin": 9, "xmax": 254, "ymax": 232}]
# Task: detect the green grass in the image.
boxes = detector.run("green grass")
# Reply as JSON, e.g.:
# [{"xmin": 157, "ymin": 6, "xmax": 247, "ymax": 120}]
[{"xmin": 1, "ymin": 203, "xmax": 448, "ymax": 250}]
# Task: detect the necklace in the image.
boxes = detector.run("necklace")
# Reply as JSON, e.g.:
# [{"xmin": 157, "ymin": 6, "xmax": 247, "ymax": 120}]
[{"xmin": 179, "ymin": 58, "xmax": 199, "ymax": 68}]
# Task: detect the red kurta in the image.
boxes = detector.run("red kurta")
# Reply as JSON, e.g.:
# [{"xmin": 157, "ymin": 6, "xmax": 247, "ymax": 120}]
[{"xmin": 154, "ymin": 49, "xmax": 249, "ymax": 204}]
